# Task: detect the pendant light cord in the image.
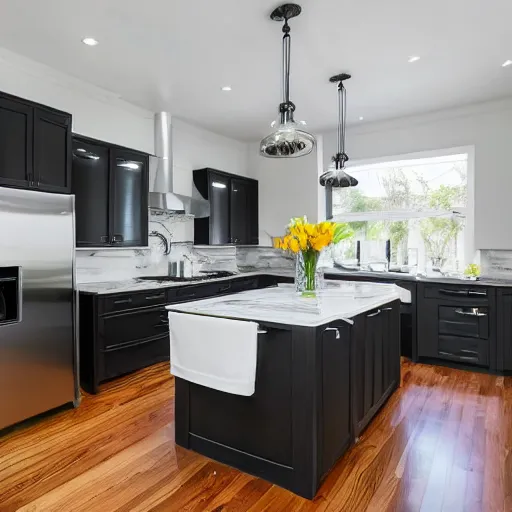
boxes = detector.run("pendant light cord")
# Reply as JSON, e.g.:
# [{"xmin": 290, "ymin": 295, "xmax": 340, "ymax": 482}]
[
  {"xmin": 337, "ymin": 82, "xmax": 347, "ymax": 169},
  {"xmin": 282, "ymin": 19, "xmax": 291, "ymax": 108}
]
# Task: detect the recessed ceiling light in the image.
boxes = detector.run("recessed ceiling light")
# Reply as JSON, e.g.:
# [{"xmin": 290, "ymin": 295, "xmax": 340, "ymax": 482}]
[
  {"xmin": 221, "ymin": 86, "xmax": 232, "ymax": 91},
  {"xmin": 502, "ymin": 60, "xmax": 512, "ymax": 67},
  {"xmin": 82, "ymin": 37, "xmax": 99, "ymax": 46},
  {"xmin": 408, "ymin": 55, "xmax": 420, "ymax": 63},
  {"xmin": 359, "ymin": 116, "xmax": 364, "ymax": 121}
]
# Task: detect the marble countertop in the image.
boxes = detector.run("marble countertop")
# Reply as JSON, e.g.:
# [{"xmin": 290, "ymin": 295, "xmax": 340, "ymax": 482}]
[
  {"xmin": 76, "ymin": 268, "xmax": 512, "ymax": 295},
  {"xmin": 166, "ymin": 281, "xmax": 411, "ymax": 327},
  {"xmin": 77, "ymin": 270, "xmax": 295, "ymax": 295}
]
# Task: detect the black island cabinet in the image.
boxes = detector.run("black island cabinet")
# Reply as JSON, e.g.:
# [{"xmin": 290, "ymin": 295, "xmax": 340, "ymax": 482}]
[{"xmin": 174, "ymin": 300, "xmax": 401, "ymax": 499}]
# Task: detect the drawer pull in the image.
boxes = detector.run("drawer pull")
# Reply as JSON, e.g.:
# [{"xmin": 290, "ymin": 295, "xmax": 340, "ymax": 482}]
[
  {"xmin": 145, "ymin": 293, "xmax": 165, "ymax": 301},
  {"xmin": 454, "ymin": 308, "xmax": 487, "ymax": 317},
  {"xmin": 468, "ymin": 290, "xmax": 487, "ymax": 297},
  {"xmin": 439, "ymin": 289, "xmax": 469, "ymax": 297},
  {"xmin": 324, "ymin": 327, "xmax": 340, "ymax": 339},
  {"xmin": 257, "ymin": 328, "xmax": 268, "ymax": 335},
  {"xmin": 367, "ymin": 309, "xmax": 381, "ymax": 318},
  {"xmin": 114, "ymin": 298, "xmax": 132, "ymax": 305},
  {"xmin": 381, "ymin": 307, "xmax": 393, "ymax": 312}
]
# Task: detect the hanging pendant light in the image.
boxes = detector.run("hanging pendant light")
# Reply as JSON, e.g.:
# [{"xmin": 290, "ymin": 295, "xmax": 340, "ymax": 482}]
[
  {"xmin": 319, "ymin": 74, "xmax": 358, "ymax": 187},
  {"xmin": 259, "ymin": 4, "xmax": 316, "ymax": 158}
]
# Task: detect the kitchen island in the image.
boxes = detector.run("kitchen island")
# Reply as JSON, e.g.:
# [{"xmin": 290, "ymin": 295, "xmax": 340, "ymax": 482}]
[{"xmin": 167, "ymin": 281, "xmax": 410, "ymax": 499}]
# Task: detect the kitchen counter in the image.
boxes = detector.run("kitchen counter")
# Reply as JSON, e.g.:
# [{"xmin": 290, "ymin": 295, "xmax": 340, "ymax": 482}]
[
  {"xmin": 171, "ymin": 278, "xmax": 404, "ymax": 498},
  {"xmin": 166, "ymin": 281, "xmax": 410, "ymax": 327},
  {"xmin": 77, "ymin": 268, "xmax": 512, "ymax": 295},
  {"xmin": 76, "ymin": 270, "xmax": 294, "ymax": 294},
  {"xmin": 325, "ymin": 267, "xmax": 512, "ymax": 286}
]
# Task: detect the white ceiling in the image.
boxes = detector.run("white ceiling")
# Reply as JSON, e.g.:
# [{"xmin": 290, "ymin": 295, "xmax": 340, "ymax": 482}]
[{"xmin": 0, "ymin": 0, "xmax": 511, "ymax": 141}]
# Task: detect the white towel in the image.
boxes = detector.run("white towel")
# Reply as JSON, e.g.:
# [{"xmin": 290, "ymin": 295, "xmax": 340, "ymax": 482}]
[{"xmin": 168, "ymin": 312, "xmax": 258, "ymax": 396}]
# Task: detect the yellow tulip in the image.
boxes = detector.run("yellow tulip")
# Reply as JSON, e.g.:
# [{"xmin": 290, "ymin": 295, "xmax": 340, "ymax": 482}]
[
  {"xmin": 304, "ymin": 223, "xmax": 315, "ymax": 236},
  {"xmin": 289, "ymin": 238, "xmax": 300, "ymax": 253},
  {"xmin": 273, "ymin": 237, "xmax": 281, "ymax": 249},
  {"xmin": 298, "ymin": 232, "xmax": 308, "ymax": 250}
]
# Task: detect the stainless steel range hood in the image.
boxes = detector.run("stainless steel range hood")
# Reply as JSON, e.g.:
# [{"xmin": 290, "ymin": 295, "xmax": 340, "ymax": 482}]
[{"xmin": 149, "ymin": 112, "xmax": 210, "ymax": 218}]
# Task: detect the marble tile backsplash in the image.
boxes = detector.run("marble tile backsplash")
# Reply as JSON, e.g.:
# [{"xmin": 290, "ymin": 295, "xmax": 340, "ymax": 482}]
[
  {"xmin": 76, "ymin": 211, "xmax": 194, "ymax": 283},
  {"xmin": 480, "ymin": 250, "xmax": 512, "ymax": 280}
]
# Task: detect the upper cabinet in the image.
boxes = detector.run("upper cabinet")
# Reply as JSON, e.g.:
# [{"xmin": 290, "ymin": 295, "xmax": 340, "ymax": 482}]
[
  {"xmin": 0, "ymin": 91, "xmax": 71, "ymax": 193},
  {"xmin": 193, "ymin": 168, "xmax": 258, "ymax": 246},
  {"xmin": 72, "ymin": 136, "xmax": 148, "ymax": 248}
]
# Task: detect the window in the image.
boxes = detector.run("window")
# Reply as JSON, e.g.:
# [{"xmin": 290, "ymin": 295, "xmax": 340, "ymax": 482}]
[{"xmin": 327, "ymin": 150, "xmax": 471, "ymax": 273}]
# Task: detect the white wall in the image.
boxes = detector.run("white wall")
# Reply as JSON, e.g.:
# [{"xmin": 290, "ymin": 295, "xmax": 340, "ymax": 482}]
[
  {"xmin": 0, "ymin": 47, "xmax": 153, "ymax": 153},
  {"xmin": 171, "ymin": 118, "xmax": 249, "ymax": 197},
  {"xmin": 322, "ymin": 98, "xmax": 512, "ymax": 250},
  {"xmin": 248, "ymin": 141, "xmax": 322, "ymax": 245}
]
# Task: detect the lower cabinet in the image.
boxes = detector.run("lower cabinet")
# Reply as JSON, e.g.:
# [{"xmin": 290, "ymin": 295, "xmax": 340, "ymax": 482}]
[
  {"xmin": 351, "ymin": 301, "xmax": 400, "ymax": 437},
  {"xmin": 496, "ymin": 288, "xmax": 512, "ymax": 373},
  {"xmin": 417, "ymin": 283, "xmax": 494, "ymax": 369},
  {"xmin": 79, "ymin": 275, "xmax": 293, "ymax": 393}
]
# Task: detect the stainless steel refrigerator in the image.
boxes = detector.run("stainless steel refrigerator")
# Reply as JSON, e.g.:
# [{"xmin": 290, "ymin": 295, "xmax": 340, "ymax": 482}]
[{"xmin": 0, "ymin": 187, "xmax": 79, "ymax": 431}]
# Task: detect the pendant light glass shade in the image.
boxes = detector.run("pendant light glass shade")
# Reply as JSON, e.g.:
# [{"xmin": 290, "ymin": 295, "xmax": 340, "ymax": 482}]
[
  {"xmin": 260, "ymin": 4, "xmax": 315, "ymax": 158},
  {"xmin": 260, "ymin": 117, "xmax": 316, "ymax": 158},
  {"xmin": 319, "ymin": 73, "xmax": 358, "ymax": 188}
]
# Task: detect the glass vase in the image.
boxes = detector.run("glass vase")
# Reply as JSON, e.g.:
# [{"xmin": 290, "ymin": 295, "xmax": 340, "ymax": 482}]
[{"xmin": 295, "ymin": 250, "xmax": 319, "ymax": 298}]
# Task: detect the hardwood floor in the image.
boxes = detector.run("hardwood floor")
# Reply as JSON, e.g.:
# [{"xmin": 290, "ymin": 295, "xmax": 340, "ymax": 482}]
[{"xmin": 1, "ymin": 360, "xmax": 511, "ymax": 512}]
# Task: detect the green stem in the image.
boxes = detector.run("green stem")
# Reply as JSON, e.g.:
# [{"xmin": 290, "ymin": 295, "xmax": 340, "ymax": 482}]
[{"xmin": 302, "ymin": 249, "xmax": 319, "ymax": 297}]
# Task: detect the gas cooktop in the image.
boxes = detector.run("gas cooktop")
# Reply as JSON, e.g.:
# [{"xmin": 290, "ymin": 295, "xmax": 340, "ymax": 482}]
[{"xmin": 137, "ymin": 271, "xmax": 236, "ymax": 283}]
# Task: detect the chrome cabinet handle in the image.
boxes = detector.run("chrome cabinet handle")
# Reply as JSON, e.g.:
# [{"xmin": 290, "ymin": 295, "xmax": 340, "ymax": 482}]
[
  {"xmin": 100, "ymin": 235, "xmax": 109, "ymax": 243},
  {"xmin": 257, "ymin": 328, "xmax": 268, "ymax": 334},
  {"xmin": 454, "ymin": 308, "xmax": 487, "ymax": 317},
  {"xmin": 324, "ymin": 327, "xmax": 340, "ymax": 339},
  {"xmin": 112, "ymin": 234, "xmax": 124, "ymax": 243},
  {"xmin": 367, "ymin": 309, "xmax": 382, "ymax": 318},
  {"xmin": 381, "ymin": 307, "xmax": 393, "ymax": 311}
]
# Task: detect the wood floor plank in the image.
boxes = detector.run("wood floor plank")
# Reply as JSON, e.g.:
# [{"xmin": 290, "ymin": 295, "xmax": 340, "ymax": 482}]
[{"xmin": 1, "ymin": 360, "xmax": 512, "ymax": 512}]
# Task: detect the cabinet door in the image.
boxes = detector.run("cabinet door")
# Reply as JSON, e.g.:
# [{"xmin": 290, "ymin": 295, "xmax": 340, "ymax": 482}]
[
  {"xmin": 72, "ymin": 139, "xmax": 110, "ymax": 246},
  {"xmin": 320, "ymin": 322, "xmax": 351, "ymax": 477},
  {"xmin": 230, "ymin": 178, "xmax": 249, "ymax": 244},
  {"xmin": 0, "ymin": 95, "xmax": 33, "ymax": 188},
  {"xmin": 33, "ymin": 108, "xmax": 71, "ymax": 193},
  {"xmin": 209, "ymin": 172, "xmax": 230, "ymax": 244},
  {"xmin": 496, "ymin": 289, "xmax": 512, "ymax": 372},
  {"xmin": 247, "ymin": 179, "xmax": 259, "ymax": 245},
  {"xmin": 110, "ymin": 149, "xmax": 148, "ymax": 247}
]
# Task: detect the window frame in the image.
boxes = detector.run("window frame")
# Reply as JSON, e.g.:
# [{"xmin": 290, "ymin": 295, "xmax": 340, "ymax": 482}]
[{"xmin": 325, "ymin": 145, "xmax": 476, "ymax": 266}]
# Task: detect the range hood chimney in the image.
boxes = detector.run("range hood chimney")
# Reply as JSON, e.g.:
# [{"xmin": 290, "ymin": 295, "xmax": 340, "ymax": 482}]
[{"xmin": 149, "ymin": 112, "xmax": 210, "ymax": 218}]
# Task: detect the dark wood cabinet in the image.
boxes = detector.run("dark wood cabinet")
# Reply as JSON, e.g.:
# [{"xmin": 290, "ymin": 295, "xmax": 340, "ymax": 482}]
[
  {"xmin": 79, "ymin": 275, "xmax": 282, "ymax": 393},
  {"xmin": 351, "ymin": 301, "xmax": 400, "ymax": 437},
  {"xmin": 110, "ymin": 149, "xmax": 148, "ymax": 247},
  {"xmin": 208, "ymin": 172, "xmax": 230, "ymax": 244},
  {"xmin": 72, "ymin": 136, "xmax": 148, "ymax": 248},
  {"xmin": 0, "ymin": 91, "xmax": 71, "ymax": 193},
  {"xmin": 496, "ymin": 288, "xmax": 512, "ymax": 373},
  {"xmin": 319, "ymin": 321, "xmax": 351, "ymax": 478},
  {"xmin": 33, "ymin": 107, "xmax": 71, "ymax": 193},
  {"xmin": 0, "ymin": 95, "xmax": 33, "ymax": 188},
  {"xmin": 417, "ymin": 283, "xmax": 495, "ymax": 369},
  {"xmin": 73, "ymin": 140, "xmax": 110, "ymax": 246},
  {"xmin": 193, "ymin": 168, "xmax": 258, "ymax": 245},
  {"xmin": 324, "ymin": 272, "xmax": 417, "ymax": 360}
]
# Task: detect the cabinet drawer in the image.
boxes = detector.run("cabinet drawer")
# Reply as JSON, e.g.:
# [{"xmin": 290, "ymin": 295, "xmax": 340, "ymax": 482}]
[
  {"xmin": 99, "ymin": 306, "xmax": 169, "ymax": 349},
  {"xmin": 101, "ymin": 334, "xmax": 169, "ymax": 380},
  {"xmin": 437, "ymin": 335, "xmax": 488, "ymax": 366},
  {"xmin": 423, "ymin": 284, "xmax": 488, "ymax": 301},
  {"xmin": 103, "ymin": 289, "xmax": 168, "ymax": 313},
  {"xmin": 439, "ymin": 306, "xmax": 489, "ymax": 339}
]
